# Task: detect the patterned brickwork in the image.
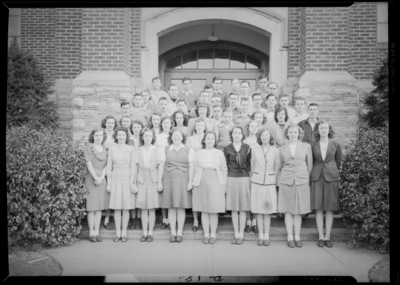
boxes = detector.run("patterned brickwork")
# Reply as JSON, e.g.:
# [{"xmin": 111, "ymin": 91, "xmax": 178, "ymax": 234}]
[
  {"xmin": 130, "ymin": 8, "xmax": 142, "ymax": 78},
  {"xmin": 288, "ymin": 7, "xmax": 301, "ymax": 78}
]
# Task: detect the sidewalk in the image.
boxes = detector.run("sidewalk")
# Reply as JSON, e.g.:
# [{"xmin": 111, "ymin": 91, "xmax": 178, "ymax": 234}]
[{"xmin": 44, "ymin": 239, "xmax": 383, "ymax": 282}]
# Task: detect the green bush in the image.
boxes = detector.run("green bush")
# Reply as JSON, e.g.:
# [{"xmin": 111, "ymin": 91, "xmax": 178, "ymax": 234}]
[
  {"xmin": 339, "ymin": 125, "xmax": 389, "ymax": 252},
  {"xmin": 7, "ymin": 124, "xmax": 87, "ymax": 247},
  {"xmin": 7, "ymin": 37, "xmax": 59, "ymax": 129}
]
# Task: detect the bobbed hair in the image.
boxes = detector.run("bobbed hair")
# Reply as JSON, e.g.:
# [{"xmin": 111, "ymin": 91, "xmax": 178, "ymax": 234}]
[
  {"xmin": 88, "ymin": 128, "xmax": 107, "ymax": 145},
  {"xmin": 160, "ymin": 116, "xmax": 175, "ymax": 132},
  {"xmin": 194, "ymin": 102, "xmax": 210, "ymax": 117},
  {"xmin": 274, "ymin": 107, "xmax": 289, "ymax": 123},
  {"xmin": 119, "ymin": 115, "xmax": 133, "ymax": 133},
  {"xmin": 250, "ymin": 111, "xmax": 268, "ymax": 125},
  {"xmin": 101, "ymin": 115, "xmax": 118, "ymax": 130},
  {"xmin": 167, "ymin": 128, "xmax": 187, "ymax": 145},
  {"xmin": 112, "ymin": 127, "xmax": 130, "ymax": 144},
  {"xmin": 193, "ymin": 117, "xmax": 208, "ymax": 134},
  {"xmin": 284, "ymin": 123, "xmax": 305, "ymax": 141},
  {"xmin": 256, "ymin": 127, "xmax": 275, "ymax": 146},
  {"xmin": 314, "ymin": 120, "xmax": 335, "ymax": 141},
  {"xmin": 131, "ymin": 119, "xmax": 145, "ymax": 135},
  {"xmin": 229, "ymin": 125, "xmax": 246, "ymax": 143},
  {"xmin": 172, "ymin": 110, "xmax": 188, "ymax": 127},
  {"xmin": 147, "ymin": 112, "xmax": 162, "ymax": 129},
  {"xmin": 201, "ymin": 131, "xmax": 219, "ymax": 149},
  {"xmin": 139, "ymin": 128, "xmax": 157, "ymax": 146},
  {"xmin": 245, "ymin": 120, "xmax": 259, "ymax": 136}
]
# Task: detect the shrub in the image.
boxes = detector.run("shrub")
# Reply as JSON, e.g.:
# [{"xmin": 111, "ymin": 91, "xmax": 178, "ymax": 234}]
[
  {"xmin": 7, "ymin": 124, "xmax": 87, "ymax": 247},
  {"xmin": 7, "ymin": 37, "xmax": 59, "ymax": 129},
  {"xmin": 339, "ymin": 125, "xmax": 389, "ymax": 252}
]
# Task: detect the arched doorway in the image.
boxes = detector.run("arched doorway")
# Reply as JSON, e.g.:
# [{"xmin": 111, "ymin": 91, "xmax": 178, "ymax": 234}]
[{"xmin": 160, "ymin": 41, "xmax": 269, "ymax": 93}]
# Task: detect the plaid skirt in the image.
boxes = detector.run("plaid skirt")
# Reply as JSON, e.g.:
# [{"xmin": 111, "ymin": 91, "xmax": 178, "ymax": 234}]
[{"xmin": 136, "ymin": 169, "xmax": 161, "ymax": 210}]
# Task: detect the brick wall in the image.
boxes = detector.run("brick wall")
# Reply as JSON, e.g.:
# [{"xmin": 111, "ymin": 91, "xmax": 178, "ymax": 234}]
[
  {"xmin": 21, "ymin": 8, "xmax": 55, "ymax": 78},
  {"xmin": 299, "ymin": 8, "xmax": 307, "ymax": 76},
  {"xmin": 288, "ymin": 7, "xmax": 301, "ymax": 78},
  {"xmin": 349, "ymin": 2, "xmax": 377, "ymax": 80},
  {"xmin": 54, "ymin": 8, "xmax": 82, "ymax": 79},
  {"xmin": 130, "ymin": 8, "xmax": 141, "ymax": 78},
  {"xmin": 81, "ymin": 8, "xmax": 131, "ymax": 73}
]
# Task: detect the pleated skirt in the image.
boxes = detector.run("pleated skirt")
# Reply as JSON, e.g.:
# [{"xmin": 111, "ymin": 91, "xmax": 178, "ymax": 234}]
[
  {"xmin": 192, "ymin": 169, "xmax": 226, "ymax": 213},
  {"xmin": 251, "ymin": 183, "xmax": 277, "ymax": 214},
  {"xmin": 226, "ymin": 177, "xmax": 251, "ymax": 211},
  {"xmin": 161, "ymin": 169, "xmax": 192, "ymax": 209},
  {"xmin": 136, "ymin": 169, "xmax": 161, "ymax": 210},
  {"xmin": 278, "ymin": 182, "xmax": 311, "ymax": 215},
  {"xmin": 311, "ymin": 174, "xmax": 339, "ymax": 211},
  {"xmin": 109, "ymin": 169, "xmax": 136, "ymax": 210}
]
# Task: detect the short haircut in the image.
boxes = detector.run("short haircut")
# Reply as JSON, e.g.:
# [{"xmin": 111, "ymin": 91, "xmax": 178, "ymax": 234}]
[
  {"xmin": 133, "ymin": 93, "xmax": 143, "ymax": 98},
  {"xmin": 195, "ymin": 102, "xmax": 210, "ymax": 117},
  {"xmin": 212, "ymin": 104, "xmax": 222, "ymax": 110},
  {"xmin": 250, "ymin": 111, "xmax": 268, "ymax": 125},
  {"xmin": 258, "ymin": 74, "xmax": 268, "ymax": 81},
  {"xmin": 314, "ymin": 120, "xmax": 335, "ymax": 140},
  {"xmin": 199, "ymin": 90, "xmax": 209, "ymax": 97},
  {"xmin": 252, "ymin": 92, "xmax": 263, "ymax": 100},
  {"xmin": 201, "ymin": 131, "xmax": 218, "ymax": 149},
  {"xmin": 147, "ymin": 112, "xmax": 162, "ymax": 129},
  {"xmin": 158, "ymin": 96, "xmax": 169, "ymax": 103},
  {"xmin": 256, "ymin": 127, "xmax": 275, "ymax": 145},
  {"xmin": 112, "ymin": 127, "xmax": 130, "ymax": 144},
  {"xmin": 168, "ymin": 83, "xmax": 178, "ymax": 90},
  {"xmin": 308, "ymin": 102, "xmax": 319, "ymax": 109},
  {"xmin": 151, "ymin": 77, "xmax": 160, "ymax": 83},
  {"xmin": 223, "ymin": 108, "xmax": 233, "ymax": 115},
  {"xmin": 176, "ymin": 98, "xmax": 187, "ymax": 105},
  {"xmin": 193, "ymin": 117, "xmax": 208, "ymax": 134},
  {"xmin": 171, "ymin": 110, "xmax": 188, "ymax": 127},
  {"xmin": 229, "ymin": 125, "xmax": 246, "ymax": 142},
  {"xmin": 231, "ymin": 78, "xmax": 240, "ymax": 83},
  {"xmin": 212, "ymin": 76, "xmax": 222, "ymax": 83},
  {"xmin": 240, "ymin": 80, "xmax": 250, "ymax": 87},
  {"xmin": 267, "ymin": 82, "xmax": 278, "ymax": 88},
  {"xmin": 279, "ymin": 93, "xmax": 290, "ymax": 100},
  {"xmin": 131, "ymin": 119, "xmax": 145, "ymax": 135},
  {"xmin": 139, "ymin": 128, "xmax": 156, "ymax": 146},
  {"xmin": 245, "ymin": 120, "xmax": 259, "ymax": 135},
  {"xmin": 88, "ymin": 128, "xmax": 107, "ymax": 145},
  {"xmin": 141, "ymin": 89, "xmax": 150, "ymax": 95},
  {"xmin": 204, "ymin": 83, "xmax": 213, "ymax": 90},
  {"xmin": 120, "ymin": 100, "xmax": 131, "ymax": 108},
  {"xmin": 182, "ymin": 77, "xmax": 191, "ymax": 83},
  {"xmin": 160, "ymin": 116, "xmax": 175, "ymax": 132},
  {"xmin": 101, "ymin": 115, "xmax": 118, "ymax": 130},
  {"xmin": 229, "ymin": 92, "xmax": 239, "ymax": 98},
  {"xmin": 284, "ymin": 123, "xmax": 305, "ymax": 141},
  {"xmin": 119, "ymin": 115, "xmax": 133, "ymax": 132},
  {"xmin": 240, "ymin": 97, "xmax": 250, "ymax": 105},
  {"xmin": 274, "ymin": 107, "xmax": 289, "ymax": 123},
  {"xmin": 167, "ymin": 128, "xmax": 187, "ymax": 145},
  {"xmin": 266, "ymin": 93, "xmax": 276, "ymax": 100},
  {"xmin": 295, "ymin": 96, "xmax": 306, "ymax": 103}
]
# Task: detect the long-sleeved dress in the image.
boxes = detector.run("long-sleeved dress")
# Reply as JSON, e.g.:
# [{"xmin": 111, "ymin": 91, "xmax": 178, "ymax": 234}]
[{"xmin": 107, "ymin": 144, "xmax": 136, "ymax": 210}]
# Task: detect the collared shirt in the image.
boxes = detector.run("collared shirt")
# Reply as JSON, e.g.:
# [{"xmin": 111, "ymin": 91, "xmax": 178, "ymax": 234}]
[
  {"xmin": 298, "ymin": 117, "xmax": 319, "ymax": 144},
  {"xmin": 292, "ymin": 112, "xmax": 309, "ymax": 125},
  {"xmin": 155, "ymin": 132, "xmax": 169, "ymax": 149},
  {"xmin": 137, "ymin": 145, "xmax": 163, "ymax": 168},
  {"xmin": 266, "ymin": 109, "xmax": 275, "ymax": 122},
  {"xmin": 159, "ymin": 143, "xmax": 195, "ymax": 162}
]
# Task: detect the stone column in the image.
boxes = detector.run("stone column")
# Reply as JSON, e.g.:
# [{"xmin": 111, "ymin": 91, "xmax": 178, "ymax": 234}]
[{"xmin": 71, "ymin": 8, "xmax": 135, "ymax": 140}]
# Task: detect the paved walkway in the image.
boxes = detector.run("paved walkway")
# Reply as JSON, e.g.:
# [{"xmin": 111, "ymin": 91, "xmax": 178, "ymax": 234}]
[{"xmin": 45, "ymin": 239, "xmax": 383, "ymax": 282}]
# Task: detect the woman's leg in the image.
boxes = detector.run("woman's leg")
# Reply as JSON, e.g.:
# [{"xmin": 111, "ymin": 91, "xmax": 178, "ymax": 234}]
[
  {"xmin": 114, "ymin": 210, "xmax": 121, "ymax": 237},
  {"xmin": 168, "ymin": 208, "xmax": 177, "ymax": 236},
  {"xmin": 256, "ymin": 213, "xmax": 264, "ymax": 240},
  {"xmin": 239, "ymin": 211, "xmax": 247, "ymax": 238},
  {"xmin": 148, "ymin": 209, "xmax": 156, "ymax": 236},
  {"xmin": 252, "ymin": 213, "xmax": 257, "ymax": 228},
  {"xmin": 87, "ymin": 211, "xmax": 95, "ymax": 236},
  {"xmin": 104, "ymin": 209, "xmax": 111, "ymax": 226},
  {"xmin": 315, "ymin": 210, "xmax": 325, "ymax": 240},
  {"xmin": 246, "ymin": 211, "xmax": 251, "ymax": 229},
  {"xmin": 201, "ymin": 212, "xmax": 210, "ymax": 238},
  {"xmin": 210, "ymin": 213, "xmax": 218, "ymax": 238},
  {"xmin": 121, "ymin": 210, "xmax": 130, "ymax": 237},
  {"xmin": 141, "ymin": 209, "xmax": 149, "ymax": 236},
  {"xmin": 284, "ymin": 213, "xmax": 294, "ymax": 241},
  {"xmin": 94, "ymin": 211, "xmax": 102, "ymax": 236},
  {"xmin": 137, "ymin": 208, "xmax": 141, "ymax": 218},
  {"xmin": 193, "ymin": 210, "xmax": 199, "ymax": 228},
  {"xmin": 264, "ymin": 214, "xmax": 271, "ymax": 241},
  {"xmin": 325, "ymin": 211, "xmax": 334, "ymax": 240},
  {"xmin": 162, "ymin": 208, "xmax": 169, "ymax": 226},
  {"xmin": 293, "ymin": 214, "xmax": 302, "ymax": 241},
  {"xmin": 231, "ymin": 211, "xmax": 239, "ymax": 238},
  {"xmin": 177, "ymin": 208, "xmax": 186, "ymax": 237}
]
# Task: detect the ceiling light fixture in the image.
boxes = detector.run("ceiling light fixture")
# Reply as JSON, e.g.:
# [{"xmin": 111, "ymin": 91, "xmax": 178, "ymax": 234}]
[{"xmin": 207, "ymin": 24, "xmax": 218, "ymax": 42}]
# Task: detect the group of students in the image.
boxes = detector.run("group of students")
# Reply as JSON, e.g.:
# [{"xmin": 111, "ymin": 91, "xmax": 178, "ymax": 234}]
[{"xmin": 84, "ymin": 75, "xmax": 343, "ymax": 248}]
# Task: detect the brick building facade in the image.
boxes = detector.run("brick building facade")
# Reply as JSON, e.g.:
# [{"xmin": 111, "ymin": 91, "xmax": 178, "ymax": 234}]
[{"xmin": 11, "ymin": 5, "xmax": 388, "ymax": 154}]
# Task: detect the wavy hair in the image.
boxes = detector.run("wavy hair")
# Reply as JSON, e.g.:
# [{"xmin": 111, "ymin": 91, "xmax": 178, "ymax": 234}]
[
  {"xmin": 250, "ymin": 111, "xmax": 268, "ymax": 126},
  {"xmin": 139, "ymin": 128, "xmax": 157, "ymax": 146},
  {"xmin": 131, "ymin": 119, "xmax": 145, "ymax": 135},
  {"xmin": 172, "ymin": 110, "xmax": 188, "ymax": 127},
  {"xmin": 193, "ymin": 117, "xmax": 207, "ymax": 134},
  {"xmin": 101, "ymin": 115, "xmax": 118, "ymax": 130},
  {"xmin": 284, "ymin": 123, "xmax": 305, "ymax": 141},
  {"xmin": 167, "ymin": 128, "xmax": 187, "ymax": 145},
  {"xmin": 88, "ymin": 128, "xmax": 107, "ymax": 144},
  {"xmin": 194, "ymin": 102, "xmax": 210, "ymax": 117},
  {"xmin": 112, "ymin": 127, "xmax": 130, "ymax": 144},
  {"xmin": 314, "ymin": 120, "xmax": 335, "ymax": 141},
  {"xmin": 201, "ymin": 131, "xmax": 218, "ymax": 149},
  {"xmin": 160, "ymin": 116, "xmax": 174, "ymax": 132},
  {"xmin": 229, "ymin": 125, "xmax": 246, "ymax": 143},
  {"xmin": 147, "ymin": 112, "xmax": 162, "ymax": 130},
  {"xmin": 256, "ymin": 127, "xmax": 275, "ymax": 146},
  {"xmin": 119, "ymin": 115, "xmax": 133, "ymax": 133},
  {"xmin": 274, "ymin": 107, "xmax": 289, "ymax": 123},
  {"xmin": 245, "ymin": 120, "xmax": 259, "ymax": 136}
]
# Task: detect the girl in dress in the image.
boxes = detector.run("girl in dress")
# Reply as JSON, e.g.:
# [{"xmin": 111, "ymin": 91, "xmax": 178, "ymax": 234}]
[
  {"xmin": 136, "ymin": 128, "xmax": 164, "ymax": 242},
  {"xmin": 278, "ymin": 124, "xmax": 313, "ymax": 248},
  {"xmin": 311, "ymin": 121, "xmax": 342, "ymax": 248},
  {"xmin": 224, "ymin": 126, "xmax": 252, "ymax": 245},
  {"xmin": 148, "ymin": 112, "xmax": 162, "ymax": 136},
  {"xmin": 106, "ymin": 127, "xmax": 137, "ymax": 242},
  {"xmin": 193, "ymin": 131, "xmax": 228, "ymax": 244},
  {"xmin": 186, "ymin": 117, "xmax": 207, "ymax": 232},
  {"xmin": 172, "ymin": 110, "xmax": 188, "ymax": 137},
  {"xmin": 84, "ymin": 128, "xmax": 108, "ymax": 242},
  {"xmin": 158, "ymin": 129, "xmax": 195, "ymax": 243},
  {"xmin": 243, "ymin": 120, "xmax": 260, "ymax": 234},
  {"xmin": 101, "ymin": 115, "xmax": 118, "ymax": 230},
  {"xmin": 251, "ymin": 127, "xmax": 280, "ymax": 246}
]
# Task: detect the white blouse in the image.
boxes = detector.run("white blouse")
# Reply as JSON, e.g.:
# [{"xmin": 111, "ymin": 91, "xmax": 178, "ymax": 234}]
[
  {"xmin": 137, "ymin": 145, "xmax": 163, "ymax": 168},
  {"xmin": 159, "ymin": 143, "xmax": 195, "ymax": 162},
  {"xmin": 155, "ymin": 132, "xmax": 169, "ymax": 149},
  {"xmin": 320, "ymin": 141, "xmax": 329, "ymax": 160},
  {"xmin": 289, "ymin": 142, "xmax": 297, "ymax": 157}
]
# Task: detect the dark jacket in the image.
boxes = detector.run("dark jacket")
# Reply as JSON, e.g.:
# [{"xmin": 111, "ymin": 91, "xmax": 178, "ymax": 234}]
[
  {"xmin": 298, "ymin": 118, "xmax": 319, "ymax": 144},
  {"xmin": 310, "ymin": 139, "xmax": 342, "ymax": 182}
]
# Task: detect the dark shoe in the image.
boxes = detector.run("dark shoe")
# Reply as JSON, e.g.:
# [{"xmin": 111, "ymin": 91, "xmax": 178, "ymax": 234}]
[
  {"xmin": 325, "ymin": 240, "xmax": 333, "ymax": 248},
  {"xmin": 160, "ymin": 223, "xmax": 167, "ymax": 230},
  {"xmin": 121, "ymin": 236, "xmax": 128, "ymax": 242},
  {"xmin": 209, "ymin": 237, "xmax": 216, "ymax": 244},
  {"xmin": 95, "ymin": 235, "xmax": 103, "ymax": 242},
  {"xmin": 287, "ymin": 240, "xmax": 295, "ymax": 248},
  {"xmin": 89, "ymin": 236, "xmax": 97, "ymax": 243},
  {"xmin": 176, "ymin": 235, "xmax": 183, "ymax": 243},
  {"xmin": 231, "ymin": 238, "xmax": 238, "ymax": 244},
  {"xmin": 295, "ymin": 240, "xmax": 303, "ymax": 248},
  {"xmin": 192, "ymin": 225, "xmax": 198, "ymax": 232},
  {"xmin": 136, "ymin": 222, "xmax": 142, "ymax": 230},
  {"xmin": 113, "ymin": 236, "xmax": 121, "ymax": 242},
  {"xmin": 317, "ymin": 239, "xmax": 325, "ymax": 247},
  {"xmin": 203, "ymin": 237, "xmax": 209, "ymax": 244},
  {"xmin": 252, "ymin": 225, "xmax": 259, "ymax": 234},
  {"xmin": 257, "ymin": 239, "xmax": 263, "ymax": 246},
  {"xmin": 170, "ymin": 235, "xmax": 176, "ymax": 243},
  {"xmin": 263, "ymin": 239, "xmax": 270, "ymax": 246},
  {"xmin": 129, "ymin": 220, "xmax": 135, "ymax": 230},
  {"xmin": 277, "ymin": 213, "xmax": 284, "ymax": 218},
  {"xmin": 237, "ymin": 238, "xmax": 244, "ymax": 245},
  {"xmin": 244, "ymin": 225, "xmax": 251, "ymax": 233},
  {"xmin": 302, "ymin": 214, "xmax": 309, "ymax": 218},
  {"xmin": 147, "ymin": 235, "xmax": 153, "ymax": 242},
  {"xmin": 140, "ymin": 235, "xmax": 147, "ymax": 242},
  {"xmin": 167, "ymin": 224, "xmax": 171, "ymax": 230},
  {"xmin": 105, "ymin": 223, "xmax": 114, "ymax": 230}
]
